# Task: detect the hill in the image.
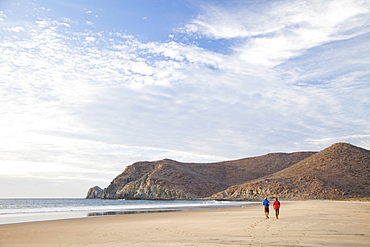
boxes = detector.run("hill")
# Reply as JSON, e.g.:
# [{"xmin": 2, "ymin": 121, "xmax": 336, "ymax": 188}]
[
  {"xmin": 212, "ymin": 143, "xmax": 370, "ymax": 200},
  {"xmin": 87, "ymin": 143, "xmax": 370, "ymax": 200},
  {"xmin": 87, "ymin": 152, "xmax": 315, "ymax": 199}
]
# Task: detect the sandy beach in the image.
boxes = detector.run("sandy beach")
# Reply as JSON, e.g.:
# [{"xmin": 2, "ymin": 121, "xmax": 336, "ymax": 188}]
[{"xmin": 0, "ymin": 200, "xmax": 369, "ymax": 247}]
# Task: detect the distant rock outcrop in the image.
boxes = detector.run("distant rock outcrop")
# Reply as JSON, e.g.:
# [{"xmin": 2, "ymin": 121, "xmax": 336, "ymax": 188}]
[
  {"xmin": 86, "ymin": 186, "xmax": 104, "ymax": 199},
  {"xmin": 86, "ymin": 143, "xmax": 370, "ymax": 200}
]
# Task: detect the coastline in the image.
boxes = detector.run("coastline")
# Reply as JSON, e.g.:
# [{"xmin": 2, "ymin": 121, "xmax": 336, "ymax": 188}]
[
  {"xmin": 0, "ymin": 199, "xmax": 257, "ymax": 225},
  {"xmin": 0, "ymin": 200, "xmax": 369, "ymax": 246}
]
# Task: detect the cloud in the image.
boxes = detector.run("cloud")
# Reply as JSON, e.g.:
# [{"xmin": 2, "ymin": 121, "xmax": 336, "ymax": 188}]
[
  {"xmin": 85, "ymin": 21, "xmax": 94, "ymax": 26},
  {"xmin": 182, "ymin": 0, "xmax": 370, "ymax": 67},
  {"xmin": 84, "ymin": 36, "xmax": 96, "ymax": 42},
  {"xmin": 0, "ymin": 11, "xmax": 7, "ymax": 21},
  {"xmin": 4, "ymin": 26, "xmax": 24, "ymax": 32},
  {"xmin": 0, "ymin": 13, "xmax": 240, "ymax": 177},
  {"xmin": 0, "ymin": 160, "xmax": 112, "ymax": 179}
]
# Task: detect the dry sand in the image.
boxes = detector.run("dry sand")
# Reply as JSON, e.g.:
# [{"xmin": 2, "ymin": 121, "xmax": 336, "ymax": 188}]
[{"xmin": 0, "ymin": 200, "xmax": 369, "ymax": 247}]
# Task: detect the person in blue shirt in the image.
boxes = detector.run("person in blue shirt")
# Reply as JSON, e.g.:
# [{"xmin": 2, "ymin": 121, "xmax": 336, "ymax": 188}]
[{"xmin": 262, "ymin": 197, "xmax": 270, "ymax": 219}]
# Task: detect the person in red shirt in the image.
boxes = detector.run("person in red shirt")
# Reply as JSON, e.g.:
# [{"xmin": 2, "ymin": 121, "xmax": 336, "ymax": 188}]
[{"xmin": 273, "ymin": 197, "xmax": 281, "ymax": 219}]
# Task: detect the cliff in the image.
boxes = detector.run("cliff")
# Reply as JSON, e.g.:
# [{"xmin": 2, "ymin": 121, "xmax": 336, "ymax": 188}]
[
  {"xmin": 87, "ymin": 152, "xmax": 314, "ymax": 199},
  {"xmin": 86, "ymin": 143, "xmax": 370, "ymax": 200}
]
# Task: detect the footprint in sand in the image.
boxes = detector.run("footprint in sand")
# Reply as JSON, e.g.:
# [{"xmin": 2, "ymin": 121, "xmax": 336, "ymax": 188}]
[{"xmin": 249, "ymin": 219, "xmax": 263, "ymax": 229}]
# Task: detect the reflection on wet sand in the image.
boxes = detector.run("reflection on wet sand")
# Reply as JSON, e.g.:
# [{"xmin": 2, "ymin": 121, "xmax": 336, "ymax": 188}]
[{"xmin": 88, "ymin": 209, "xmax": 180, "ymax": 217}]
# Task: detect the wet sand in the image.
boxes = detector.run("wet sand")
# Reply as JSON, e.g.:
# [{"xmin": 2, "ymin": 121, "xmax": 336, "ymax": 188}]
[{"xmin": 0, "ymin": 200, "xmax": 369, "ymax": 246}]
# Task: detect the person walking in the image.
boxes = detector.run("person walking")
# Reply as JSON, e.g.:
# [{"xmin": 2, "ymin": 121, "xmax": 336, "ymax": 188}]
[
  {"xmin": 273, "ymin": 197, "xmax": 281, "ymax": 219},
  {"xmin": 262, "ymin": 197, "xmax": 270, "ymax": 219}
]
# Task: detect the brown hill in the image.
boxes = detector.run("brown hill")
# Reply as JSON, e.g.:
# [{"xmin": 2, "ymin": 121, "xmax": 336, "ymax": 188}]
[
  {"xmin": 212, "ymin": 143, "xmax": 370, "ymax": 200},
  {"xmin": 87, "ymin": 152, "xmax": 315, "ymax": 199}
]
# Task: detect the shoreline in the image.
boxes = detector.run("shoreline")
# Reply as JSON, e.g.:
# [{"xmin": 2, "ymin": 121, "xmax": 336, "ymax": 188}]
[
  {"xmin": 0, "ymin": 201, "xmax": 258, "ymax": 225},
  {"xmin": 0, "ymin": 200, "xmax": 369, "ymax": 246}
]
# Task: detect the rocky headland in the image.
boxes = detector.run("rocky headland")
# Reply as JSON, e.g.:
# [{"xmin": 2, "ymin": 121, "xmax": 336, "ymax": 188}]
[{"xmin": 87, "ymin": 143, "xmax": 370, "ymax": 200}]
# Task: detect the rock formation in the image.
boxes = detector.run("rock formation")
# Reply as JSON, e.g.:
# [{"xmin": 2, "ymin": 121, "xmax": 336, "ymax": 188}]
[
  {"xmin": 87, "ymin": 143, "xmax": 370, "ymax": 200},
  {"xmin": 87, "ymin": 153, "xmax": 314, "ymax": 199},
  {"xmin": 212, "ymin": 143, "xmax": 370, "ymax": 200},
  {"xmin": 86, "ymin": 186, "xmax": 104, "ymax": 199}
]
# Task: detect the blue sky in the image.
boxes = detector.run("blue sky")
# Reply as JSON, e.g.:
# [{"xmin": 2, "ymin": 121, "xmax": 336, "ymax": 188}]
[{"xmin": 1, "ymin": 0, "xmax": 369, "ymax": 198}]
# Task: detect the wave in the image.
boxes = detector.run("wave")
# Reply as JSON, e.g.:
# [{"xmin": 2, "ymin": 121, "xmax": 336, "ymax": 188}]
[{"xmin": 0, "ymin": 199, "xmax": 254, "ymax": 215}]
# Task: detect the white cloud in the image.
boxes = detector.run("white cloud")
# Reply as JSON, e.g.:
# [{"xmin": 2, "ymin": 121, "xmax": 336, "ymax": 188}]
[
  {"xmin": 86, "ymin": 21, "xmax": 94, "ymax": 26},
  {"xmin": 4, "ymin": 26, "xmax": 24, "ymax": 32},
  {"xmin": 0, "ymin": 161, "xmax": 109, "ymax": 178},
  {"xmin": 0, "ymin": 11, "xmax": 7, "ymax": 21},
  {"xmin": 183, "ymin": 0, "xmax": 370, "ymax": 67},
  {"xmin": 84, "ymin": 36, "xmax": 95, "ymax": 42}
]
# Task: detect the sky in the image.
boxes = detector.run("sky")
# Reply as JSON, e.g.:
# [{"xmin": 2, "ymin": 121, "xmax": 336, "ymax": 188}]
[{"xmin": 0, "ymin": 0, "xmax": 369, "ymax": 198}]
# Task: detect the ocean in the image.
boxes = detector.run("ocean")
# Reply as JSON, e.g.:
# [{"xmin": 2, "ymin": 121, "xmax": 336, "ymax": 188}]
[{"xmin": 0, "ymin": 198, "xmax": 256, "ymax": 225}]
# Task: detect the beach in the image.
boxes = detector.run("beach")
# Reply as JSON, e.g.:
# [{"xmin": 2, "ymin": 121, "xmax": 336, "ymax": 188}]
[{"xmin": 0, "ymin": 200, "xmax": 369, "ymax": 247}]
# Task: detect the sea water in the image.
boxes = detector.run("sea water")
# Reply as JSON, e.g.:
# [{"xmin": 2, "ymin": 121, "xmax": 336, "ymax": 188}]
[{"xmin": 0, "ymin": 198, "xmax": 256, "ymax": 224}]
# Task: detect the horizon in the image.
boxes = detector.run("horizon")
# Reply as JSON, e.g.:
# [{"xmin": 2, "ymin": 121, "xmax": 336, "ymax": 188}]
[{"xmin": 1, "ymin": 0, "xmax": 369, "ymax": 198}]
